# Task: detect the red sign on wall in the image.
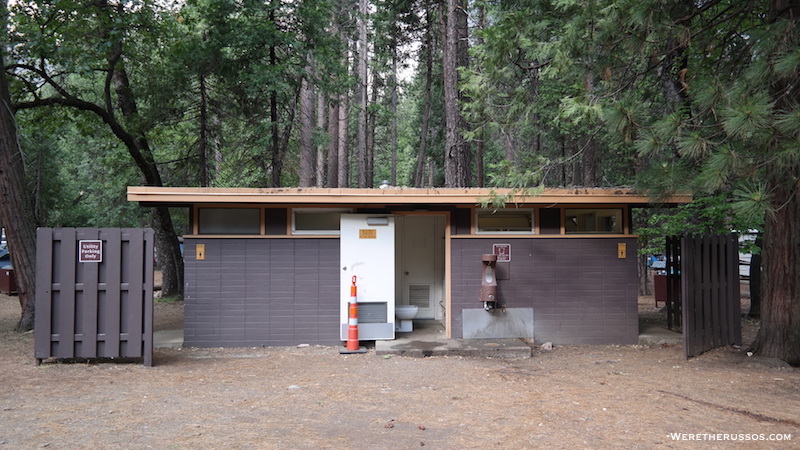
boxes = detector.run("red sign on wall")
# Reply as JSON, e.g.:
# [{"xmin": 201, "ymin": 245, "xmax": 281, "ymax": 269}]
[
  {"xmin": 78, "ymin": 240, "xmax": 103, "ymax": 262},
  {"xmin": 493, "ymin": 243, "xmax": 511, "ymax": 262}
]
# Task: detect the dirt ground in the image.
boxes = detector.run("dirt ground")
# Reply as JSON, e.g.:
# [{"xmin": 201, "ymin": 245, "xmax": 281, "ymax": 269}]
[{"xmin": 1, "ymin": 289, "xmax": 798, "ymax": 449}]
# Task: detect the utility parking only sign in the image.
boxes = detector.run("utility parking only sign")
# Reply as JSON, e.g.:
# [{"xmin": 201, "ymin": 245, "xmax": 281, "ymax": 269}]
[{"xmin": 78, "ymin": 240, "xmax": 103, "ymax": 262}]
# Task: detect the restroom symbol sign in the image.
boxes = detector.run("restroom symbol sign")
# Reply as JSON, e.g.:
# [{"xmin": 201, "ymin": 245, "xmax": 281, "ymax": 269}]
[{"xmin": 493, "ymin": 244, "xmax": 511, "ymax": 262}]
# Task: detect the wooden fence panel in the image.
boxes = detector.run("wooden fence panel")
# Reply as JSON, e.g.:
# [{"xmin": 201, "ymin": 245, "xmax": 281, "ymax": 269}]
[
  {"xmin": 78, "ymin": 228, "xmax": 99, "ymax": 358},
  {"xmin": 665, "ymin": 236, "xmax": 681, "ymax": 330},
  {"xmin": 57, "ymin": 228, "xmax": 77, "ymax": 359},
  {"xmin": 103, "ymin": 229, "xmax": 123, "ymax": 358},
  {"xmin": 680, "ymin": 234, "xmax": 741, "ymax": 359},
  {"xmin": 33, "ymin": 228, "xmax": 53, "ymax": 360},
  {"xmin": 35, "ymin": 228, "xmax": 154, "ymax": 366}
]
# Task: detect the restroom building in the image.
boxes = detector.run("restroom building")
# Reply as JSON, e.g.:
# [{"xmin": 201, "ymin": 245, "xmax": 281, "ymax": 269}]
[{"xmin": 128, "ymin": 187, "xmax": 690, "ymax": 347}]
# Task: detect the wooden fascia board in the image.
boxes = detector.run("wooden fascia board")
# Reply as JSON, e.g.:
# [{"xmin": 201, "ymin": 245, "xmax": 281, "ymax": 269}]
[{"xmin": 127, "ymin": 186, "xmax": 692, "ymax": 206}]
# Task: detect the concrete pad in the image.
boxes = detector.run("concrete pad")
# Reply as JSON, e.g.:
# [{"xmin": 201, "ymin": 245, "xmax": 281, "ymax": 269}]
[
  {"xmin": 462, "ymin": 307, "xmax": 534, "ymax": 339},
  {"xmin": 638, "ymin": 325, "xmax": 683, "ymax": 346},
  {"xmin": 375, "ymin": 336, "xmax": 532, "ymax": 358}
]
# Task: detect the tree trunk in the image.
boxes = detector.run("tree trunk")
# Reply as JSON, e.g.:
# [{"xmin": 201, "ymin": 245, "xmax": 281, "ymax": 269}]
[
  {"xmin": 474, "ymin": 3, "xmax": 485, "ymax": 187},
  {"xmin": 531, "ymin": 62, "xmax": 542, "ymax": 157},
  {"xmin": 751, "ymin": 0, "xmax": 800, "ymax": 366},
  {"xmin": 390, "ymin": 54, "xmax": 398, "ymax": 186},
  {"xmin": 269, "ymin": 7, "xmax": 281, "ymax": 188},
  {"xmin": 657, "ymin": 34, "xmax": 689, "ymax": 109},
  {"xmin": 571, "ymin": 142, "xmax": 582, "ymax": 186},
  {"xmin": 0, "ymin": 47, "xmax": 37, "ymax": 332},
  {"xmin": 637, "ymin": 255, "xmax": 648, "ymax": 296},
  {"xmin": 583, "ymin": 136, "xmax": 597, "ymax": 186},
  {"xmin": 7, "ymin": 0, "xmax": 184, "ymax": 300},
  {"xmin": 327, "ymin": 100, "xmax": 339, "ymax": 187},
  {"xmin": 753, "ymin": 166, "xmax": 800, "ymax": 365},
  {"xmin": 279, "ymin": 90, "xmax": 299, "ymax": 182},
  {"xmin": 356, "ymin": 0, "xmax": 368, "ymax": 188},
  {"xmin": 582, "ymin": 72, "xmax": 598, "ymax": 186},
  {"xmin": 560, "ymin": 136, "xmax": 567, "ymax": 186},
  {"xmin": 212, "ymin": 112, "xmax": 223, "ymax": 181},
  {"xmin": 455, "ymin": 0, "xmax": 471, "ymax": 185},
  {"xmin": 414, "ymin": 18, "xmax": 434, "ymax": 188},
  {"xmin": 198, "ymin": 74, "xmax": 210, "ymax": 187},
  {"xmin": 443, "ymin": 0, "xmax": 471, "ymax": 188},
  {"xmin": 368, "ymin": 70, "xmax": 377, "ymax": 188},
  {"xmin": 270, "ymin": 77, "xmax": 280, "ymax": 186},
  {"xmin": 152, "ymin": 206, "xmax": 183, "ymax": 299},
  {"xmin": 337, "ymin": 91, "xmax": 349, "ymax": 188},
  {"xmin": 316, "ymin": 91, "xmax": 326, "ymax": 188},
  {"xmin": 503, "ymin": 132, "xmax": 517, "ymax": 166},
  {"xmin": 111, "ymin": 56, "xmax": 183, "ymax": 298},
  {"xmin": 336, "ymin": 34, "xmax": 352, "ymax": 189},
  {"xmin": 299, "ymin": 76, "xmax": 314, "ymax": 187}
]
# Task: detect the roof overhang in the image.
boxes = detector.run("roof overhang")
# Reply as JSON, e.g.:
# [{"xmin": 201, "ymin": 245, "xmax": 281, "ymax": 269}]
[{"xmin": 127, "ymin": 186, "xmax": 692, "ymax": 207}]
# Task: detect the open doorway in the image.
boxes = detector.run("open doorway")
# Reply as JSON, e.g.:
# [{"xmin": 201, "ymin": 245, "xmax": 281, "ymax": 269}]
[{"xmin": 395, "ymin": 214, "xmax": 446, "ymax": 323}]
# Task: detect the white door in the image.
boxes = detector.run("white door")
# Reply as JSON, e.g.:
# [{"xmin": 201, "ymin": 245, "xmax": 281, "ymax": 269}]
[
  {"xmin": 340, "ymin": 214, "xmax": 395, "ymax": 340},
  {"xmin": 398, "ymin": 215, "xmax": 444, "ymax": 320}
]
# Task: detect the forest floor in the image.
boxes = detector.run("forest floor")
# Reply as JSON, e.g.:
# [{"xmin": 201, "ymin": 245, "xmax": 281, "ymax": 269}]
[{"xmin": 1, "ymin": 287, "xmax": 798, "ymax": 448}]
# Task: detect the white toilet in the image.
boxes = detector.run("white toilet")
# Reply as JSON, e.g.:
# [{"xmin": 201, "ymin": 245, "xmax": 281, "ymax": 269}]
[{"xmin": 395, "ymin": 305, "xmax": 419, "ymax": 332}]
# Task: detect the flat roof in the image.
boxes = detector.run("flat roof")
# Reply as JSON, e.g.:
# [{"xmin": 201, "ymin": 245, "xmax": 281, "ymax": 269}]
[{"xmin": 127, "ymin": 186, "xmax": 691, "ymax": 206}]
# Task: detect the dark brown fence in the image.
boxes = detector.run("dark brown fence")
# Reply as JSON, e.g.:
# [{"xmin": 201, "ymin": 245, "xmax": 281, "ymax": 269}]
[
  {"xmin": 665, "ymin": 236, "xmax": 682, "ymax": 330},
  {"xmin": 679, "ymin": 234, "xmax": 742, "ymax": 358},
  {"xmin": 35, "ymin": 228, "xmax": 154, "ymax": 366}
]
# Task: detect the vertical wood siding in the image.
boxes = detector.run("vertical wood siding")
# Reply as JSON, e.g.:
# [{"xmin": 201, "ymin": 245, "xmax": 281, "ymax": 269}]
[
  {"xmin": 680, "ymin": 234, "xmax": 742, "ymax": 358},
  {"xmin": 34, "ymin": 228, "xmax": 154, "ymax": 365}
]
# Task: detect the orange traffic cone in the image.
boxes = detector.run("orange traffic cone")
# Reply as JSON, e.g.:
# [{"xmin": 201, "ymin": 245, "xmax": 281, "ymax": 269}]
[{"xmin": 341, "ymin": 275, "xmax": 367, "ymax": 354}]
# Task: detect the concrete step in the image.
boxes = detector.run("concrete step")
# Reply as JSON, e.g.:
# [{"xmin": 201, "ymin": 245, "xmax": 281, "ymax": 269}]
[{"xmin": 375, "ymin": 337, "xmax": 533, "ymax": 358}]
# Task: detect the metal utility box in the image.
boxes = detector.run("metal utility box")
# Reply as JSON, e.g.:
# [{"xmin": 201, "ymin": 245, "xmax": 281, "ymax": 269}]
[{"xmin": 34, "ymin": 228, "xmax": 155, "ymax": 366}]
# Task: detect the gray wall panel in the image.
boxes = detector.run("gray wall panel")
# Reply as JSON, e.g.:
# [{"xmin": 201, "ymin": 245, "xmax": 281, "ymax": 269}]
[
  {"xmin": 451, "ymin": 237, "xmax": 638, "ymax": 345},
  {"xmin": 185, "ymin": 235, "xmax": 637, "ymax": 348},
  {"xmin": 184, "ymin": 238, "xmax": 341, "ymax": 348}
]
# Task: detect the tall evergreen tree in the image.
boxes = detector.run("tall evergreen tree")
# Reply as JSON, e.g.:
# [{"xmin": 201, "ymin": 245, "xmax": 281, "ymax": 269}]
[
  {"xmin": 443, "ymin": 0, "xmax": 470, "ymax": 187},
  {"xmin": 596, "ymin": 0, "xmax": 800, "ymax": 365},
  {"xmin": 0, "ymin": 2, "xmax": 37, "ymax": 331},
  {"xmin": 9, "ymin": 0, "xmax": 185, "ymax": 298}
]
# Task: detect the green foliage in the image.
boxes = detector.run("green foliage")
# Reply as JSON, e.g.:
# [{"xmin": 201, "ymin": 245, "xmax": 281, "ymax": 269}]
[
  {"xmin": 156, "ymin": 295, "xmax": 184, "ymax": 303},
  {"xmin": 6, "ymin": 0, "xmax": 796, "ymax": 234},
  {"xmin": 558, "ymin": 0, "xmax": 800, "ymax": 239},
  {"xmin": 17, "ymin": 110, "xmax": 148, "ymax": 228},
  {"xmin": 720, "ymin": 91, "xmax": 775, "ymax": 142},
  {"xmin": 9, "ymin": 0, "xmax": 350, "ymax": 199},
  {"xmin": 479, "ymin": 185, "xmax": 546, "ymax": 210},
  {"xmin": 636, "ymin": 195, "xmax": 764, "ymax": 257}
]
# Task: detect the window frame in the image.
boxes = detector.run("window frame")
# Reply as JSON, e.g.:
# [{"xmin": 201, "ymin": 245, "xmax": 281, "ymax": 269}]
[
  {"xmin": 474, "ymin": 208, "xmax": 536, "ymax": 235},
  {"xmin": 564, "ymin": 208, "xmax": 624, "ymax": 234},
  {"xmin": 291, "ymin": 208, "xmax": 351, "ymax": 235},
  {"xmin": 197, "ymin": 207, "xmax": 262, "ymax": 235}
]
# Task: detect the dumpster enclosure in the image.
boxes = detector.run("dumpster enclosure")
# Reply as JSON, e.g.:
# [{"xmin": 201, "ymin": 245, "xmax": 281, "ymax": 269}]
[{"xmin": 35, "ymin": 228, "xmax": 155, "ymax": 366}]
